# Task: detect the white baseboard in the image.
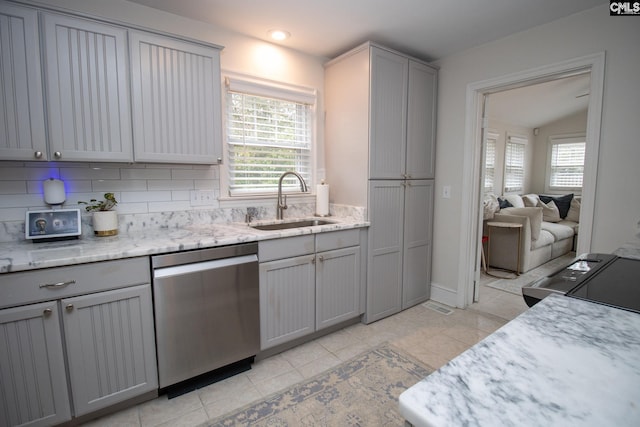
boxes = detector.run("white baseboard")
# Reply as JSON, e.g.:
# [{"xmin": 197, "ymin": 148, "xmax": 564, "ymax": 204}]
[{"xmin": 429, "ymin": 282, "xmax": 459, "ymax": 308}]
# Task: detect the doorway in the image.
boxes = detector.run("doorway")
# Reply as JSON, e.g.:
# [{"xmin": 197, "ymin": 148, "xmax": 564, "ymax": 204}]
[
  {"xmin": 475, "ymin": 73, "xmax": 590, "ymax": 304},
  {"xmin": 457, "ymin": 53, "xmax": 605, "ymax": 308}
]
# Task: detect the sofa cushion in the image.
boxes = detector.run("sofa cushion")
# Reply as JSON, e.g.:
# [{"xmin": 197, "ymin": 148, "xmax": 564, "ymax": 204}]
[
  {"xmin": 539, "ymin": 194, "xmax": 573, "ymax": 218},
  {"xmin": 501, "ymin": 207, "xmax": 543, "ymax": 241},
  {"xmin": 532, "ymin": 229, "xmax": 554, "ymax": 249},
  {"xmin": 503, "ymin": 194, "xmax": 525, "ymax": 208},
  {"xmin": 541, "ymin": 221, "xmax": 575, "ymax": 241},
  {"xmin": 558, "ymin": 220, "xmax": 579, "ymax": 234},
  {"xmin": 566, "ymin": 197, "xmax": 581, "ymax": 222},
  {"xmin": 538, "ymin": 199, "xmax": 561, "ymax": 222}
]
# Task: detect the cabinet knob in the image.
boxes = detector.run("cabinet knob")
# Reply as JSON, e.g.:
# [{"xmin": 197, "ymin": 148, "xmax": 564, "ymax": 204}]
[
  {"xmin": 43, "ymin": 308, "xmax": 53, "ymax": 316},
  {"xmin": 217, "ymin": 157, "xmax": 222, "ymax": 164},
  {"xmin": 34, "ymin": 151, "xmax": 43, "ymax": 159},
  {"xmin": 318, "ymin": 255, "xmax": 324, "ymax": 263},
  {"xmin": 54, "ymin": 151, "xmax": 62, "ymax": 159},
  {"xmin": 65, "ymin": 304, "xmax": 74, "ymax": 312}
]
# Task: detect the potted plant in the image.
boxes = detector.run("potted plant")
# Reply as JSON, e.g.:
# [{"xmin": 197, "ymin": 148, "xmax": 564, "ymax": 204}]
[{"xmin": 79, "ymin": 192, "xmax": 119, "ymax": 236}]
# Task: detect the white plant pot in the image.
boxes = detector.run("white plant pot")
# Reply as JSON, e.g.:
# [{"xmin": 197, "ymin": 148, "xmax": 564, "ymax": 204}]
[{"xmin": 92, "ymin": 211, "xmax": 118, "ymax": 236}]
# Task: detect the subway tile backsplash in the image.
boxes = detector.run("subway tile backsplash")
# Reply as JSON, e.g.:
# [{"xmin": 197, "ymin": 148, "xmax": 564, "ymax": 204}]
[{"xmin": 0, "ymin": 161, "xmax": 366, "ymax": 243}]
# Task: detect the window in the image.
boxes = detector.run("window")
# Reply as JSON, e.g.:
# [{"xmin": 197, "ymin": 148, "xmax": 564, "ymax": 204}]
[
  {"xmin": 504, "ymin": 134, "xmax": 527, "ymax": 193},
  {"xmin": 548, "ymin": 135, "xmax": 586, "ymax": 192},
  {"xmin": 484, "ymin": 131, "xmax": 498, "ymax": 194},
  {"xmin": 225, "ymin": 76, "xmax": 315, "ymax": 196}
]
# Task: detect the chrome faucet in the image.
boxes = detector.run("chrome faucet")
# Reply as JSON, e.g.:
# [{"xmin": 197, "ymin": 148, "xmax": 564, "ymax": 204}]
[{"xmin": 277, "ymin": 171, "xmax": 308, "ymax": 219}]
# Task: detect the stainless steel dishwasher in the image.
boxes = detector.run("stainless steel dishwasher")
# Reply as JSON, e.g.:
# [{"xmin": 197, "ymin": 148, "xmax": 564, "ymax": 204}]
[{"xmin": 151, "ymin": 242, "xmax": 259, "ymax": 392}]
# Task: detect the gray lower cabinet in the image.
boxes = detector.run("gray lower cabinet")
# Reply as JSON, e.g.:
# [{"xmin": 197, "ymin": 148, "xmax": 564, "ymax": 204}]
[
  {"xmin": 366, "ymin": 179, "xmax": 434, "ymax": 323},
  {"xmin": 259, "ymin": 230, "xmax": 363, "ymax": 350},
  {"xmin": 0, "ymin": 301, "xmax": 71, "ymax": 427},
  {"xmin": 0, "ymin": 258, "xmax": 157, "ymax": 427}
]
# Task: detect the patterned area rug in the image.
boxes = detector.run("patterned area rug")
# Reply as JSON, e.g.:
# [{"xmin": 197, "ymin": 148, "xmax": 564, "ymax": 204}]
[
  {"xmin": 485, "ymin": 253, "xmax": 575, "ymax": 295},
  {"xmin": 201, "ymin": 344, "xmax": 432, "ymax": 427}
]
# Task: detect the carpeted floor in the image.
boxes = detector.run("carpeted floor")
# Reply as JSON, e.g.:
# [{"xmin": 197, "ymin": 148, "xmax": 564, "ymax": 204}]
[
  {"xmin": 200, "ymin": 344, "xmax": 432, "ymax": 427},
  {"xmin": 485, "ymin": 253, "xmax": 575, "ymax": 295}
]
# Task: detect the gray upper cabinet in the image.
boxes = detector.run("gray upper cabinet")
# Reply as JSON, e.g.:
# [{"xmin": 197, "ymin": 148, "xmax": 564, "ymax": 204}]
[
  {"xmin": 407, "ymin": 61, "xmax": 437, "ymax": 180},
  {"xmin": 0, "ymin": 3, "xmax": 47, "ymax": 161},
  {"xmin": 42, "ymin": 12, "xmax": 133, "ymax": 162},
  {"xmin": 130, "ymin": 31, "xmax": 222, "ymax": 164},
  {"xmin": 369, "ymin": 47, "xmax": 408, "ymax": 179}
]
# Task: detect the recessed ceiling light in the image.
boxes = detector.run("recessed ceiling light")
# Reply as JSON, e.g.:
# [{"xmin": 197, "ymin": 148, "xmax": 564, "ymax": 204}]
[{"xmin": 268, "ymin": 29, "xmax": 290, "ymax": 41}]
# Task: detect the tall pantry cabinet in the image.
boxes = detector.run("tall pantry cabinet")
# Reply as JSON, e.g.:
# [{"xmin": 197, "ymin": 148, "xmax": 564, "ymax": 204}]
[{"xmin": 325, "ymin": 42, "xmax": 437, "ymax": 323}]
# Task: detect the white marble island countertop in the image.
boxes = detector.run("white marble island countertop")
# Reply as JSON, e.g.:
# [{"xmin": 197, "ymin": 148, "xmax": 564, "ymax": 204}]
[
  {"xmin": 400, "ymin": 295, "xmax": 640, "ymax": 427},
  {"xmin": 0, "ymin": 217, "xmax": 368, "ymax": 273}
]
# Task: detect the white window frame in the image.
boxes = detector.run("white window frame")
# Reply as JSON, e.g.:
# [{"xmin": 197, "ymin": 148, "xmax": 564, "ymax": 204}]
[
  {"xmin": 503, "ymin": 133, "xmax": 527, "ymax": 194},
  {"xmin": 220, "ymin": 72, "xmax": 317, "ymax": 200},
  {"xmin": 546, "ymin": 133, "xmax": 586, "ymax": 194},
  {"xmin": 483, "ymin": 130, "xmax": 498, "ymax": 194}
]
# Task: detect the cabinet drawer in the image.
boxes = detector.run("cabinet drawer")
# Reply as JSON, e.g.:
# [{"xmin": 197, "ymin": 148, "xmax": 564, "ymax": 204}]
[
  {"xmin": 259, "ymin": 235, "xmax": 315, "ymax": 262},
  {"xmin": 0, "ymin": 257, "xmax": 150, "ymax": 309},
  {"xmin": 316, "ymin": 229, "xmax": 360, "ymax": 252}
]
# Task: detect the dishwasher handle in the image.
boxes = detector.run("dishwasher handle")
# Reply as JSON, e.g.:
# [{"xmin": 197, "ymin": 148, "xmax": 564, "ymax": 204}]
[{"xmin": 153, "ymin": 254, "xmax": 257, "ymax": 279}]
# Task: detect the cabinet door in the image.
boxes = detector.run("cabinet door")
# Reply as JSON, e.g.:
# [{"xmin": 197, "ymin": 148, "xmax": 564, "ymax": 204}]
[
  {"xmin": 259, "ymin": 255, "xmax": 315, "ymax": 350},
  {"xmin": 130, "ymin": 31, "xmax": 222, "ymax": 164},
  {"xmin": 316, "ymin": 246, "xmax": 360, "ymax": 330},
  {"xmin": 406, "ymin": 61, "xmax": 437, "ymax": 179},
  {"xmin": 0, "ymin": 302, "xmax": 71, "ymax": 427},
  {"xmin": 0, "ymin": 3, "xmax": 47, "ymax": 161},
  {"xmin": 369, "ymin": 47, "xmax": 408, "ymax": 179},
  {"xmin": 42, "ymin": 13, "xmax": 132, "ymax": 162},
  {"xmin": 365, "ymin": 180, "xmax": 404, "ymax": 323},
  {"xmin": 62, "ymin": 284, "xmax": 157, "ymax": 417},
  {"xmin": 402, "ymin": 180, "xmax": 434, "ymax": 308}
]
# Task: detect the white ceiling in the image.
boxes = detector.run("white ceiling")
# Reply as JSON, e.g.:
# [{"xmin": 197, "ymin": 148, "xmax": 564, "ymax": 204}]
[
  {"xmin": 487, "ymin": 74, "xmax": 591, "ymax": 129},
  {"xmin": 127, "ymin": 0, "xmax": 605, "ymax": 61},
  {"xmin": 127, "ymin": 0, "xmax": 601, "ymax": 128}
]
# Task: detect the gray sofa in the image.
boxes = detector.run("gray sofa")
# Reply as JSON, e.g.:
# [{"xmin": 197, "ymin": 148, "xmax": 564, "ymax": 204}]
[{"xmin": 486, "ymin": 193, "xmax": 580, "ymax": 273}]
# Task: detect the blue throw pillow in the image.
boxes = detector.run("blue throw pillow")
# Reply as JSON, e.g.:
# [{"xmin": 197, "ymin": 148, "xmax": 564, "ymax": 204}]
[
  {"xmin": 539, "ymin": 194, "xmax": 573, "ymax": 218},
  {"xmin": 498, "ymin": 197, "xmax": 513, "ymax": 209}
]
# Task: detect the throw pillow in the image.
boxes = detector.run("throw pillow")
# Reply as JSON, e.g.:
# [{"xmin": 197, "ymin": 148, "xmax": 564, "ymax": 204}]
[
  {"xmin": 566, "ymin": 197, "xmax": 581, "ymax": 222},
  {"xmin": 522, "ymin": 194, "xmax": 539, "ymax": 207},
  {"xmin": 500, "ymin": 207, "xmax": 543, "ymax": 241},
  {"xmin": 539, "ymin": 194, "xmax": 573, "ymax": 218},
  {"xmin": 538, "ymin": 199, "xmax": 561, "ymax": 222},
  {"xmin": 498, "ymin": 197, "xmax": 513, "ymax": 209}
]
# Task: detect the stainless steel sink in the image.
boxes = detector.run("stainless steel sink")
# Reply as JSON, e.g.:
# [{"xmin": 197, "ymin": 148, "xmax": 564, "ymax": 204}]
[{"xmin": 250, "ymin": 219, "xmax": 334, "ymax": 231}]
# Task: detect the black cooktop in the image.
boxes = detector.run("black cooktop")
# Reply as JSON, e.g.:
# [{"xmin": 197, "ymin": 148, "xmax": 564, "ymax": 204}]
[{"xmin": 568, "ymin": 256, "xmax": 640, "ymax": 314}]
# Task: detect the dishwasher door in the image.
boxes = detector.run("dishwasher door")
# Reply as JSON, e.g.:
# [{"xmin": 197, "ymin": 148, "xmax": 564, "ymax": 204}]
[{"xmin": 152, "ymin": 244, "xmax": 259, "ymax": 389}]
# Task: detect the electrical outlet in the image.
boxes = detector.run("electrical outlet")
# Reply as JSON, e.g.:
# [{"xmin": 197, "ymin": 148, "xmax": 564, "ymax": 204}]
[
  {"xmin": 190, "ymin": 190, "xmax": 216, "ymax": 206},
  {"xmin": 442, "ymin": 185, "xmax": 451, "ymax": 199}
]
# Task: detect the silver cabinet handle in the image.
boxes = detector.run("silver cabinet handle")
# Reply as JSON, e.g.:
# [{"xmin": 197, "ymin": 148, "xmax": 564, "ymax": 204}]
[
  {"xmin": 39, "ymin": 280, "xmax": 76, "ymax": 289},
  {"xmin": 54, "ymin": 151, "xmax": 62, "ymax": 159},
  {"xmin": 318, "ymin": 255, "xmax": 324, "ymax": 263},
  {"xmin": 65, "ymin": 304, "xmax": 74, "ymax": 312},
  {"xmin": 34, "ymin": 151, "xmax": 43, "ymax": 159},
  {"xmin": 43, "ymin": 308, "xmax": 52, "ymax": 316}
]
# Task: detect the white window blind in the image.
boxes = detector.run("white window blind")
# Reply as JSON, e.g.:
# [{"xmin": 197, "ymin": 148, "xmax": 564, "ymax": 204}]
[
  {"xmin": 548, "ymin": 135, "xmax": 585, "ymax": 191},
  {"xmin": 484, "ymin": 131, "xmax": 498, "ymax": 193},
  {"xmin": 225, "ymin": 77, "xmax": 315, "ymax": 196},
  {"xmin": 504, "ymin": 134, "xmax": 527, "ymax": 193}
]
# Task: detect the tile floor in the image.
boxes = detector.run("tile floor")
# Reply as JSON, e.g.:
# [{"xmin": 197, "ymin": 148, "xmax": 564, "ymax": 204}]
[{"xmin": 85, "ymin": 277, "xmax": 528, "ymax": 427}]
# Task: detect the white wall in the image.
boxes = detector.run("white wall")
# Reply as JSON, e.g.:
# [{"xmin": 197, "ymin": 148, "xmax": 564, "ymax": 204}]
[{"xmin": 430, "ymin": 4, "xmax": 640, "ymax": 306}]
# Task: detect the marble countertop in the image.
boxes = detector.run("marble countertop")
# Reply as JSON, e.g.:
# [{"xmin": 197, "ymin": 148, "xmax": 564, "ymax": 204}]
[
  {"xmin": 0, "ymin": 217, "xmax": 368, "ymax": 274},
  {"xmin": 399, "ymin": 295, "xmax": 640, "ymax": 427}
]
